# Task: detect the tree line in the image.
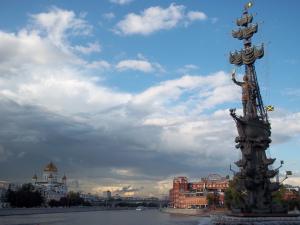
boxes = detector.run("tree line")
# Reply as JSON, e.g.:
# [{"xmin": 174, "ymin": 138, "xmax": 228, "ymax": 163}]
[
  {"xmin": 5, "ymin": 183, "xmax": 87, "ymax": 208},
  {"xmin": 6, "ymin": 183, "xmax": 44, "ymax": 207},
  {"xmin": 48, "ymin": 192, "xmax": 91, "ymax": 207}
]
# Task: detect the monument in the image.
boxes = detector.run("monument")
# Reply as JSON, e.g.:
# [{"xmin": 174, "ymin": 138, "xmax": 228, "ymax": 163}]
[{"xmin": 212, "ymin": 2, "xmax": 300, "ymax": 224}]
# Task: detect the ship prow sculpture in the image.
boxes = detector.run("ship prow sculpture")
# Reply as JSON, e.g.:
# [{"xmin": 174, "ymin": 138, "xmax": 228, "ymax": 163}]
[{"xmin": 212, "ymin": 2, "xmax": 300, "ymax": 225}]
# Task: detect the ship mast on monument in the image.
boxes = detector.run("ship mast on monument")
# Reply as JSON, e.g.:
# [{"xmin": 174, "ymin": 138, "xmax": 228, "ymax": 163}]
[{"xmin": 230, "ymin": 1, "xmax": 267, "ymax": 123}]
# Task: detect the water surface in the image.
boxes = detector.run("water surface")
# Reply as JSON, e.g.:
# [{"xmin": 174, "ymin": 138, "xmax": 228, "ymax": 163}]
[{"xmin": 0, "ymin": 209, "xmax": 212, "ymax": 225}]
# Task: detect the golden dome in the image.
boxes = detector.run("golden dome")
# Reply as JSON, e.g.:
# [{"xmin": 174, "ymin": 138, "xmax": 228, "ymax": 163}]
[{"xmin": 44, "ymin": 162, "xmax": 58, "ymax": 172}]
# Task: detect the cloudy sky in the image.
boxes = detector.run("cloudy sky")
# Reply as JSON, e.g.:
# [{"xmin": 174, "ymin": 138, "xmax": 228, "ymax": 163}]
[{"xmin": 0, "ymin": 0, "xmax": 299, "ymax": 197}]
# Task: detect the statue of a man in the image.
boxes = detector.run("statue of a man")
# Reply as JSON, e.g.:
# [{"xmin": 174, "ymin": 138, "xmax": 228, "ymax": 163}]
[{"xmin": 232, "ymin": 71, "xmax": 253, "ymax": 116}]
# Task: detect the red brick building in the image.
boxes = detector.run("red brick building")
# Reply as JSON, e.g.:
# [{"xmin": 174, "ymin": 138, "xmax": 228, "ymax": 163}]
[
  {"xmin": 283, "ymin": 185, "xmax": 300, "ymax": 201},
  {"xmin": 169, "ymin": 174, "xmax": 229, "ymax": 209}
]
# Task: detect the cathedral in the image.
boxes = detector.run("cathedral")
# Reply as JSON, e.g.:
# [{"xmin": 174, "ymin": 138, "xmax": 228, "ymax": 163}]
[{"xmin": 32, "ymin": 162, "xmax": 68, "ymax": 201}]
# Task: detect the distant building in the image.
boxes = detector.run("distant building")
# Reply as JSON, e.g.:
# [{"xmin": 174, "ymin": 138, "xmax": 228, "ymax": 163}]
[
  {"xmin": 103, "ymin": 190, "xmax": 112, "ymax": 199},
  {"xmin": 80, "ymin": 193, "xmax": 100, "ymax": 204},
  {"xmin": 32, "ymin": 162, "xmax": 68, "ymax": 202},
  {"xmin": 283, "ymin": 184, "xmax": 300, "ymax": 201},
  {"xmin": 284, "ymin": 184, "xmax": 300, "ymax": 193},
  {"xmin": 0, "ymin": 181, "xmax": 10, "ymax": 208},
  {"xmin": 169, "ymin": 174, "xmax": 229, "ymax": 209},
  {"xmin": 0, "ymin": 181, "xmax": 22, "ymax": 208}
]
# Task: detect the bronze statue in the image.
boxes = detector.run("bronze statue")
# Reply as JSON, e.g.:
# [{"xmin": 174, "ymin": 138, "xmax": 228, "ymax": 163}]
[{"xmin": 231, "ymin": 72, "xmax": 253, "ymax": 116}]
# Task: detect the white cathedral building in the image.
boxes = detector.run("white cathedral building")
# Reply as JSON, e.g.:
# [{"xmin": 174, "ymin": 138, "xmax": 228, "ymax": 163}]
[{"xmin": 32, "ymin": 162, "xmax": 68, "ymax": 201}]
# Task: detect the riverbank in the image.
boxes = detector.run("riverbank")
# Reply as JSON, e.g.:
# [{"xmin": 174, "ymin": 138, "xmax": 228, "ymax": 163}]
[
  {"xmin": 160, "ymin": 207, "xmax": 227, "ymax": 216},
  {"xmin": 160, "ymin": 207, "xmax": 209, "ymax": 216},
  {"xmin": 0, "ymin": 207, "xmax": 134, "ymax": 216}
]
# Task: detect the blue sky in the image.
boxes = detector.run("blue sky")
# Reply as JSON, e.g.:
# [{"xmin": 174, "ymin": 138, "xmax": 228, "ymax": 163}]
[{"xmin": 0, "ymin": 0, "xmax": 299, "ymax": 196}]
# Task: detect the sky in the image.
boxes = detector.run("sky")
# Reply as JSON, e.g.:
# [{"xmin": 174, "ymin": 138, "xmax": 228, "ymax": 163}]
[{"xmin": 0, "ymin": 0, "xmax": 299, "ymax": 197}]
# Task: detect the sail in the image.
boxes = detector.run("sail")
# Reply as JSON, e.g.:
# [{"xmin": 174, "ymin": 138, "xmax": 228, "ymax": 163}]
[
  {"xmin": 229, "ymin": 51, "xmax": 243, "ymax": 66},
  {"xmin": 232, "ymin": 24, "xmax": 258, "ymax": 40},
  {"xmin": 236, "ymin": 14, "xmax": 253, "ymax": 26},
  {"xmin": 229, "ymin": 45, "xmax": 264, "ymax": 66}
]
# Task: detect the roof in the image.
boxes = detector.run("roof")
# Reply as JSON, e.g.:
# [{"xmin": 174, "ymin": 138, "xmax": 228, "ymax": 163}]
[{"xmin": 44, "ymin": 162, "xmax": 58, "ymax": 172}]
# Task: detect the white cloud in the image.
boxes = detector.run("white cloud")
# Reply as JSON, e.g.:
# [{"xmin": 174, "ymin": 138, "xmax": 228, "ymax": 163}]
[
  {"xmin": 116, "ymin": 59, "xmax": 152, "ymax": 72},
  {"xmin": 187, "ymin": 11, "xmax": 207, "ymax": 21},
  {"xmin": 31, "ymin": 7, "xmax": 92, "ymax": 48},
  {"xmin": 0, "ymin": 7, "xmax": 130, "ymax": 114},
  {"xmin": 115, "ymin": 4, "xmax": 208, "ymax": 35},
  {"xmin": 133, "ymin": 71, "xmax": 238, "ymax": 111},
  {"xmin": 111, "ymin": 168, "xmax": 137, "ymax": 177},
  {"xmin": 284, "ymin": 175, "xmax": 300, "ymax": 187},
  {"xmin": 0, "ymin": 30, "xmax": 74, "ymax": 71},
  {"xmin": 116, "ymin": 59, "xmax": 164, "ymax": 73},
  {"xmin": 177, "ymin": 64, "xmax": 199, "ymax": 74},
  {"xmin": 74, "ymin": 42, "xmax": 101, "ymax": 54},
  {"xmin": 110, "ymin": 0, "xmax": 133, "ymax": 5},
  {"xmin": 183, "ymin": 64, "xmax": 199, "ymax": 70},
  {"xmin": 158, "ymin": 112, "xmax": 236, "ymax": 156},
  {"xmin": 0, "ymin": 7, "xmax": 99, "ymax": 77},
  {"xmin": 89, "ymin": 180, "xmax": 168, "ymax": 197},
  {"xmin": 115, "ymin": 3, "xmax": 185, "ymax": 35},
  {"xmin": 2, "ymin": 68, "xmax": 131, "ymax": 114},
  {"xmin": 132, "ymin": 72, "xmax": 240, "ymax": 156},
  {"xmin": 270, "ymin": 111, "xmax": 300, "ymax": 143},
  {"xmin": 86, "ymin": 60, "xmax": 111, "ymax": 70}
]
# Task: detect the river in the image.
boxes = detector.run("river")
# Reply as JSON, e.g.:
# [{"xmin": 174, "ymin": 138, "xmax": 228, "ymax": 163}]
[{"xmin": 0, "ymin": 209, "xmax": 212, "ymax": 225}]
